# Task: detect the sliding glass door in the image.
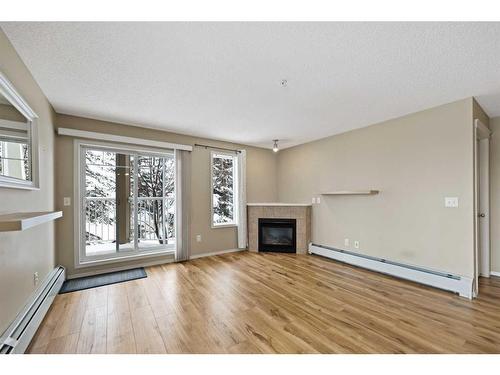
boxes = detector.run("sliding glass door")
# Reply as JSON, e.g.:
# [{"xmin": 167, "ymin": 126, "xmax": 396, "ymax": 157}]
[{"xmin": 79, "ymin": 143, "xmax": 175, "ymax": 265}]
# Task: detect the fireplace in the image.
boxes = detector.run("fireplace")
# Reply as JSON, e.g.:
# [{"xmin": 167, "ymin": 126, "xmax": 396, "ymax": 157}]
[{"xmin": 258, "ymin": 218, "xmax": 296, "ymax": 253}]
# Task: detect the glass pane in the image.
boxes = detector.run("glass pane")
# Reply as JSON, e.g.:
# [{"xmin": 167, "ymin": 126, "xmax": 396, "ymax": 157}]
[
  {"xmin": 85, "ymin": 150, "xmax": 134, "ymax": 256},
  {"xmin": 164, "ymin": 157, "xmax": 175, "ymax": 244},
  {"xmin": 85, "ymin": 199, "xmax": 116, "ymax": 256},
  {"xmin": 85, "ymin": 149, "xmax": 116, "ymax": 197},
  {"xmin": 212, "ymin": 155, "xmax": 235, "ymax": 225},
  {"xmin": 137, "ymin": 155, "xmax": 163, "ymax": 197},
  {"xmin": 163, "ymin": 157, "xmax": 175, "ymax": 197},
  {"xmin": 165, "ymin": 196, "xmax": 175, "ymax": 245},
  {"xmin": 262, "ymin": 227, "xmax": 293, "ymax": 245},
  {"xmin": 136, "ymin": 154, "xmax": 175, "ymax": 249},
  {"xmin": 137, "ymin": 198, "xmax": 165, "ymax": 249}
]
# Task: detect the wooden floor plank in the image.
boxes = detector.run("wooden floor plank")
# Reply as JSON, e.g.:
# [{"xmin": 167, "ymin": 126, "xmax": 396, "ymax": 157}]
[
  {"xmin": 27, "ymin": 301, "xmax": 66, "ymax": 351},
  {"xmin": 106, "ymin": 310, "xmax": 136, "ymax": 354},
  {"xmin": 50, "ymin": 293, "xmax": 88, "ymax": 339},
  {"xmin": 130, "ymin": 305, "xmax": 167, "ymax": 354},
  {"xmin": 76, "ymin": 305, "xmax": 107, "ymax": 354},
  {"xmin": 45, "ymin": 333, "xmax": 79, "ymax": 354},
  {"xmin": 26, "ymin": 252, "xmax": 500, "ymax": 354}
]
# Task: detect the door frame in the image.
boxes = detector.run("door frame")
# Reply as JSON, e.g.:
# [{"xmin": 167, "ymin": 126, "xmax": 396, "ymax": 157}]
[
  {"xmin": 73, "ymin": 138, "xmax": 176, "ymax": 269},
  {"xmin": 473, "ymin": 118, "xmax": 491, "ymax": 296}
]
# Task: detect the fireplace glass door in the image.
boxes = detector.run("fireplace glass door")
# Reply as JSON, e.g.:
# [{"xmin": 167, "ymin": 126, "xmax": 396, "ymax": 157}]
[{"xmin": 258, "ymin": 218, "xmax": 296, "ymax": 253}]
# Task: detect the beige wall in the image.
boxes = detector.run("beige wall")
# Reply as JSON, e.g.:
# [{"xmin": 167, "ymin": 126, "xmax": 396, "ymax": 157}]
[
  {"xmin": 489, "ymin": 117, "xmax": 500, "ymax": 274},
  {"xmin": 0, "ymin": 103, "xmax": 26, "ymax": 122},
  {"xmin": 0, "ymin": 29, "xmax": 56, "ymax": 334},
  {"xmin": 277, "ymin": 98, "xmax": 476, "ymax": 278},
  {"xmin": 54, "ymin": 114, "xmax": 278, "ymax": 277}
]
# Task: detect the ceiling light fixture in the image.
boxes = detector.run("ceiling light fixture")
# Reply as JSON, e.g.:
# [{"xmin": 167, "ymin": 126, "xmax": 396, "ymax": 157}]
[{"xmin": 273, "ymin": 139, "xmax": 279, "ymax": 153}]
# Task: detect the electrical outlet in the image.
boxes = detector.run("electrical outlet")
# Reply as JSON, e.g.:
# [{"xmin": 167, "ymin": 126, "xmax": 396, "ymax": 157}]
[
  {"xmin": 344, "ymin": 238, "xmax": 350, "ymax": 247},
  {"xmin": 354, "ymin": 240, "xmax": 360, "ymax": 249},
  {"xmin": 33, "ymin": 272, "xmax": 39, "ymax": 286},
  {"xmin": 63, "ymin": 197, "xmax": 71, "ymax": 206},
  {"xmin": 196, "ymin": 234, "xmax": 202, "ymax": 242},
  {"xmin": 444, "ymin": 197, "xmax": 459, "ymax": 208}
]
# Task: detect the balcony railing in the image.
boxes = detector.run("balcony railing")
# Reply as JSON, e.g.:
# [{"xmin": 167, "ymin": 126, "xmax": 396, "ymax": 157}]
[{"xmin": 85, "ymin": 196, "xmax": 175, "ymax": 255}]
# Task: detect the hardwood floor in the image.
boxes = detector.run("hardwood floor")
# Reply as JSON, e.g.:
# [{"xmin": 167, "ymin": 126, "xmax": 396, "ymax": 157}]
[{"xmin": 27, "ymin": 251, "xmax": 500, "ymax": 354}]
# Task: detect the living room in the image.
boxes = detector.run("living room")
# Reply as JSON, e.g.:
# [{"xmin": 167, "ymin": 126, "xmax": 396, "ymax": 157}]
[{"xmin": 1, "ymin": 1, "xmax": 499, "ymax": 372}]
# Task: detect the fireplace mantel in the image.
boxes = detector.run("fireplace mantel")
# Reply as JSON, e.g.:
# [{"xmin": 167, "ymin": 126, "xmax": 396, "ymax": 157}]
[{"xmin": 247, "ymin": 204, "xmax": 311, "ymax": 254}]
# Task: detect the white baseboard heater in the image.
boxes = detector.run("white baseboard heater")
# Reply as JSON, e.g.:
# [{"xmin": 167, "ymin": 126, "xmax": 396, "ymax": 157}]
[
  {"xmin": 0, "ymin": 266, "xmax": 65, "ymax": 354},
  {"xmin": 309, "ymin": 243, "xmax": 473, "ymax": 299}
]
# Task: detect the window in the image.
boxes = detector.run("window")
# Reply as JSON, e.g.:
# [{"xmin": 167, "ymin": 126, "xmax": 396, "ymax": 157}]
[
  {"xmin": 77, "ymin": 142, "xmax": 175, "ymax": 266},
  {"xmin": 211, "ymin": 151, "xmax": 238, "ymax": 227}
]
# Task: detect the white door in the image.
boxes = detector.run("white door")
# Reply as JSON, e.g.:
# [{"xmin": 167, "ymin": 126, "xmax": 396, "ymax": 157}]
[{"xmin": 474, "ymin": 119, "xmax": 491, "ymax": 296}]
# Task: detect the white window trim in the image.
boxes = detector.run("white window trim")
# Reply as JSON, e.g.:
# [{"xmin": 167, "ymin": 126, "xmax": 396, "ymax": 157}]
[
  {"xmin": 74, "ymin": 138, "xmax": 176, "ymax": 269},
  {"xmin": 59, "ymin": 127, "xmax": 192, "ymax": 151},
  {"xmin": 0, "ymin": 71, "xmax": 39, "ymax": 190},
  {"xmin": 210, "ymin": 150, "xmax": 238, "ymax": 229}
]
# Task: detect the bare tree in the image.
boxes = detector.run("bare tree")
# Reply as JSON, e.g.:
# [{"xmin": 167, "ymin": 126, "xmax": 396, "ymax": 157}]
[
  {"xmin": 85, "ymin": 151, "xmax": 175, "ymax": 245},
  {"xmin": 136, "ymin": 156, "xmax": 175, "ymax": 244}
]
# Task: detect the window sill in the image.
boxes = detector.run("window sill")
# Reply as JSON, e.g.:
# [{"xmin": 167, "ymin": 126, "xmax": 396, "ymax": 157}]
[
  {"xmin": 0, "ymin": 179, "xmax": 40, "ymax": 190},
  {"xmin": 76, "ymin": 248, "xmax": 175, "ymax": 269},
  {"xmin": 211, "ymin": 223, "xmax": 238, "ymax": 229}
]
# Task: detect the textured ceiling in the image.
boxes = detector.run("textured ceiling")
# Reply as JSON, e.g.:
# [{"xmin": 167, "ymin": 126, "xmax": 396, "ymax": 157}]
[{"xmin": 2, "ymin": 22, "xmax": 500, "ymax": 149}]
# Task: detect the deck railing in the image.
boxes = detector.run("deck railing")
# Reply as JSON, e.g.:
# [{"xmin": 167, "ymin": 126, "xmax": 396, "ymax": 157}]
[{"xmin": 85, "ymin": 196, "xmax": 175, "ymax": 248}]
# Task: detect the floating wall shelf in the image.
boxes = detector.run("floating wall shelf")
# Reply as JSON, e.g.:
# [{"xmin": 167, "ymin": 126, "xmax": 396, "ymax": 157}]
[
  {"xmin": 321, "ymin": 190, "xmax": 379, "ymax": 196},
  {"xmin": 0, "ymin": 211, "xmax": 63, "ymax": 232}
]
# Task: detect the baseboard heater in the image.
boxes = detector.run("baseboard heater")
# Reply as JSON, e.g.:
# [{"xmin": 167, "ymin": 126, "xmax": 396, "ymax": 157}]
[
  {"xmin": 0, "ymin": 266, "xmax": 65, "ymax": 354},
  {"xmin": 309, "ymin": 243, "xmax": 473, "ymax": 299}
]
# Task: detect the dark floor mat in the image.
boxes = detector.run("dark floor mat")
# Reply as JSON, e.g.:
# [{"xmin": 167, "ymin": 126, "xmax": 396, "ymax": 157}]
[{"xmin": 59, "ymin": 267, "xmax": 147, "ymax": 294}]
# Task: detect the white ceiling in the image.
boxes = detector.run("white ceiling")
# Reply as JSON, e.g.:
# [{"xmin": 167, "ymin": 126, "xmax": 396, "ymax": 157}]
[{"xmin": 2, "ymin": 22, "xmax": 500, "ymax": 149}]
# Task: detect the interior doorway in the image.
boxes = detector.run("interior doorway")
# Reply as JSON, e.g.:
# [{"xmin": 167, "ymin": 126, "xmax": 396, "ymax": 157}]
[{"xmin": 474, "ymin": 119, "xmax": 491, "ymax": 297}]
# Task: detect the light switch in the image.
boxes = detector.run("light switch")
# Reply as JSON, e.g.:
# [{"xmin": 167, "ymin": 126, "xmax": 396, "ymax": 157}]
[
  {"xmin": 344, "ymin": 238, "xmax": 350, "ymax": 247},
  {"xmin": 196, "ymin": 234, "xmax": 202, "ymax": 242},
  {"xmin": 63, "ymin": 197, "xmax": 71, "ymax": 206},
  {"xmin": 312, "ymin": 197, "xmax": 316, "ymax": 204},
  {"xmin": 316, "ymin": 197, "xmax": 320, "ymax": 204},
  {"xmin": 444, "ymin": 197, "xmax": 459, "ymax": 208}
]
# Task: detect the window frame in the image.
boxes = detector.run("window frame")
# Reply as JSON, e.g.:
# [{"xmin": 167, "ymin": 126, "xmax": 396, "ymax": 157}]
[
  {"xmin": 74, "ymin": 139, "xmax": 176, "ymax": 268},
  {"xmin": 210, "ymin": 150, "xmax": 238, "ymax": 229},
  {"xmin": 0, "ymin": 71, "xmax": 39, "ymax": 190}
]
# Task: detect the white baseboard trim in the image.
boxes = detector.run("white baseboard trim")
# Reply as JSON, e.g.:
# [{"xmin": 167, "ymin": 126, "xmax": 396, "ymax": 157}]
[
  {"xmin": 189, "ymin": 248, "xmax": 246, "ymax": 260},
  {"xmin": 1, "ymin": 266, "xmax": 65, "ymax": 353},
  {"xmin": 67, "ymin": 257, "xmax": 175, "ymax": 279},
  {"xmin": 309, "ymin": 243, "xmax": 474, "ymax": 299},
  {"xmin": 490, "ymin": 271, "xmax": 500, "ymax": 277}
]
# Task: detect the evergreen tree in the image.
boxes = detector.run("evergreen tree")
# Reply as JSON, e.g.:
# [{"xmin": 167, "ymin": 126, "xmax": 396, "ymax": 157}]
[{"xmin": 212, "ymin": 156, "xmax": 234, "ymax": 224}]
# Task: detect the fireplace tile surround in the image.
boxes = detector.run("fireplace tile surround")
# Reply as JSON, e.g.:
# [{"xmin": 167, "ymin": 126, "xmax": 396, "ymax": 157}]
[{"xmin": 247, "ymin": 203, "xmax": 311, "ymax": 254}]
